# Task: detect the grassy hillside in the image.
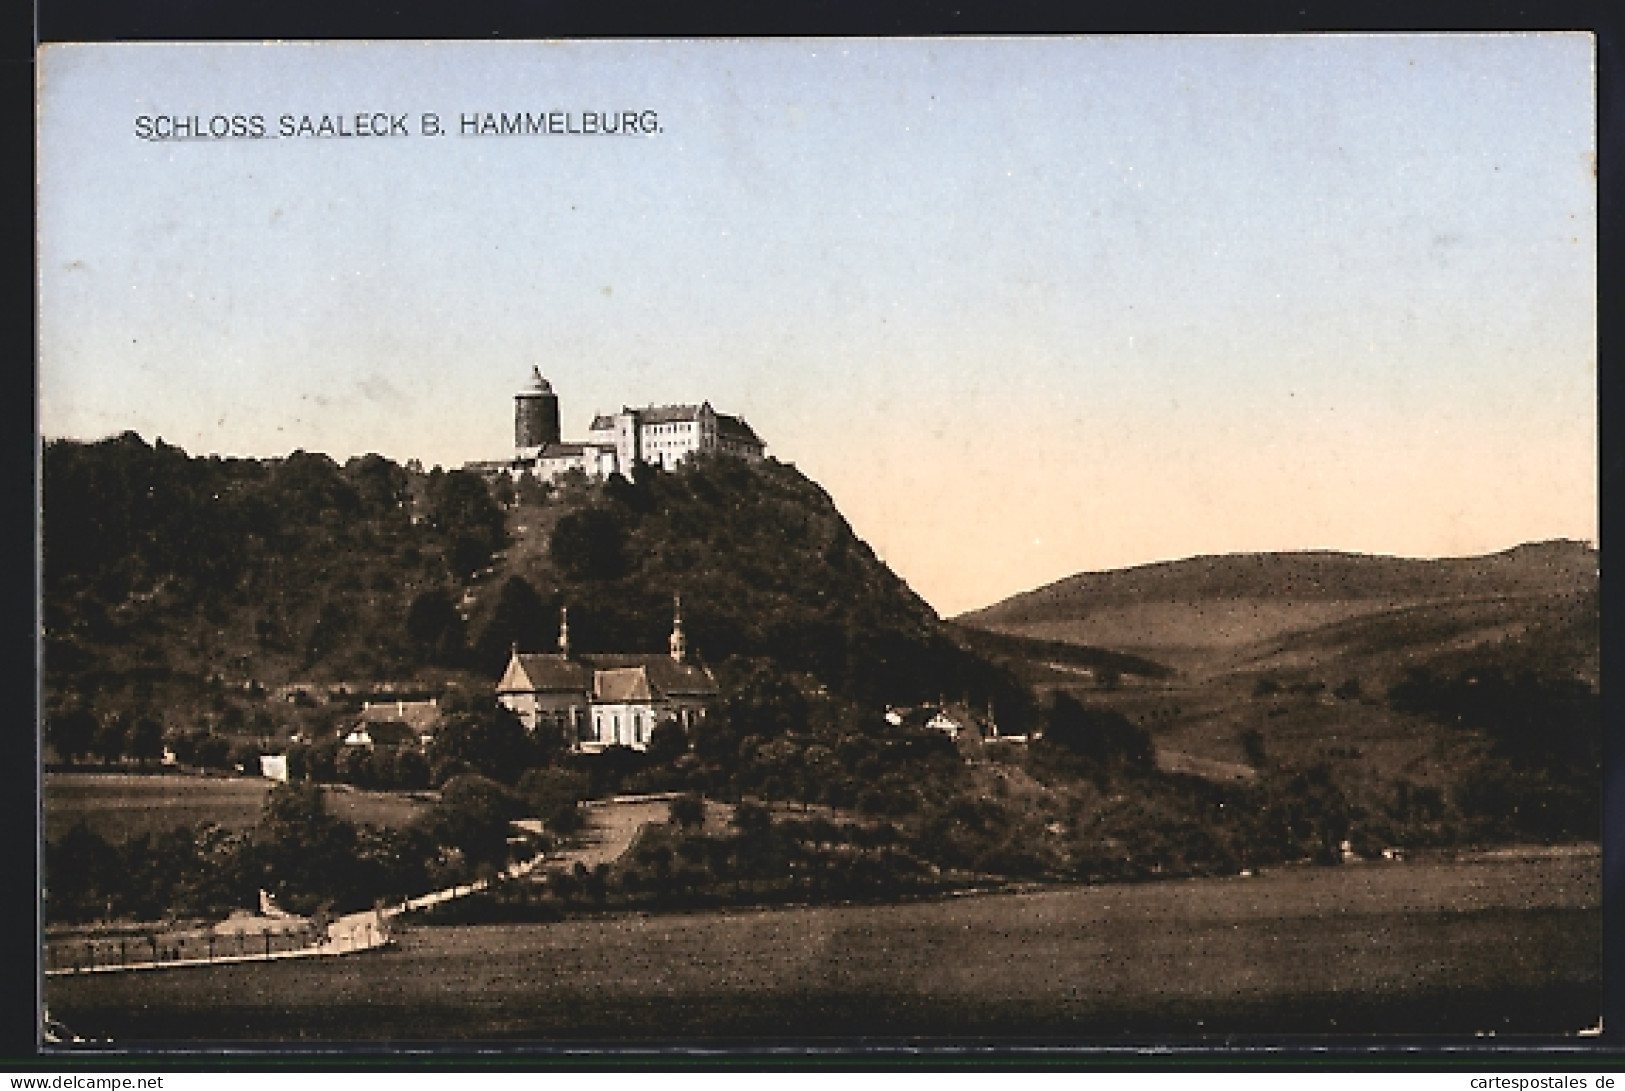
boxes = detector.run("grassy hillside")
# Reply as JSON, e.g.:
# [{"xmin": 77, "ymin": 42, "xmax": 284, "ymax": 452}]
[
  {"xmin": 959, "ymin": 542, "xmax": 1596, "ymax": 674},
  {"xmin": 956, "ymin": 543, "xmax": 1599, "ymax": 846}
]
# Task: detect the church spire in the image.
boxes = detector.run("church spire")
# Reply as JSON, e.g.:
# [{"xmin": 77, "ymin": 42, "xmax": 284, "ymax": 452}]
[{"xmin": 669, "ymin": 594, "xmax": 687, "ymax": 664}]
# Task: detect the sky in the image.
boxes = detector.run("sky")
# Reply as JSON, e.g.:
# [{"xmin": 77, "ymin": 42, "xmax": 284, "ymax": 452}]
[{"xmin": 37, "ymin": 36, "xmax": 1597, "ymax": 616}]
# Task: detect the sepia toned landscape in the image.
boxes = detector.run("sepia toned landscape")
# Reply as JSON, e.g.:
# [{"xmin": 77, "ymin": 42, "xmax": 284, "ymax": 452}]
[{"xmin": 37, "ymin": 37, "xmax": 1597, "ymax": 1046}]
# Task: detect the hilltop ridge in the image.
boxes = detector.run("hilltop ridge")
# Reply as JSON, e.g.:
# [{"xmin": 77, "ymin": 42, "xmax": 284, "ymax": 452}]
[{"xmin": 961, "ymin": 540, "xmax": 1595, "ymax": 623}]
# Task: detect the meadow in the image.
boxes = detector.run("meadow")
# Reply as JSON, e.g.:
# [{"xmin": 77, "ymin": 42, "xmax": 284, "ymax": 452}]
[
  {"xmin": 46, "ymin": 849, "xmax": 1599, "ymax": 1043},
  {"xmin": 44, "ymin": 773, "xmax": 431, "ymax": 844}
]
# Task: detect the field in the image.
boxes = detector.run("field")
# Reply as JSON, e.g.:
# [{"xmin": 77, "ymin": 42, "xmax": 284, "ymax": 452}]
[
  {"xmin": 46, "ymin": 849, "xmax": 1600, "ymax": 1042},
  {"xmin": 44, "ymin": 773, "xmax": 431, "ymax": 844}
]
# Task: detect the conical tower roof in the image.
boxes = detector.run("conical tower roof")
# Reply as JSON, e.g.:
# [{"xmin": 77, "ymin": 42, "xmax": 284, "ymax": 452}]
[{"xmin": 521, "ymin": 366, "xmax": 553, "ymax": 396}]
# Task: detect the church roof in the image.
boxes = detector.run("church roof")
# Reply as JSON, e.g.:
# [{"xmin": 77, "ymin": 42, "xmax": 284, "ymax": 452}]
[
  {"xmin": 499, "ymin": 653, "xmax": 592, "ymax": 694},
  {"xmin": 593, "ymin": 667, "xmax": 655, "ymax": 703},
  {"xmin": 498, "ymin": 651, "xmax": 717, "ymax": 700},
  {"xmin": 585, "ymin": 654, "xmax": 719, "ymax": 697}
]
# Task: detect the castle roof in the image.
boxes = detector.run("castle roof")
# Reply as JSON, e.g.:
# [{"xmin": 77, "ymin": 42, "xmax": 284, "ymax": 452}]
[
  {"xmin": 715, "ymin": 413, "xmax": 764, "ymax": 447},
  {"xmin": 536, "ymin": 442, "xmax": 612, "ymax": 459},
  {"xmin": 636, "ymin": 404, "xmax": 710, "ymax": 425},
  {"xmin": 589, "ymin": 404, "xmax": 720, "ymax": 429},
  {"xmin": 520, "ymin": 367, "xmax": 554, "ymax": 396}
]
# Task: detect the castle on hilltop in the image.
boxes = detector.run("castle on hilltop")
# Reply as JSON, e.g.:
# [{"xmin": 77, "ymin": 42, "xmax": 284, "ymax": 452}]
[{"xmin": 468, "ymin": 367, "xmax": 766, "ymax": 482}]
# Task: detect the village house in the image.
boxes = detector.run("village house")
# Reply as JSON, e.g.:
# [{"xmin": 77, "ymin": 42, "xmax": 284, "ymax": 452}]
[
  {"xmin": 496, "ymin": 599, "xmax": 717, "ymax": 752},
  {"xmin": 341, "ymin": 699, "xmax": 442, "ymax": 750}
]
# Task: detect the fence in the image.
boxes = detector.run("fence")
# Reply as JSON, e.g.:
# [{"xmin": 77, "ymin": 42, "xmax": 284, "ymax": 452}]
[
  {"xmin": 44, "ymin": 915, "xmax": 390, "ymax": 976},
  {"xmin": 44, "ymin": 845, "xmax": 560, "ymax": 978}
]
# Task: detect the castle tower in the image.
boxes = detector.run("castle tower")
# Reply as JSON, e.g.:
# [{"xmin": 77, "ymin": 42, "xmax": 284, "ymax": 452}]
[
  {"xmin": 515, "ymin": 366, "xmax": 562, "ymax": 456},
  {"xmin": 669, "ymin": 595, "xmax": 687, "ymax": 664}
]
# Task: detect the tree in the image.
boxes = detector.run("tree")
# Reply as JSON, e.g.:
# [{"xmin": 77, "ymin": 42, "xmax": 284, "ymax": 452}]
[
  {"xmin": 645, "ymin": 719, "xmax": 689, "ymax": 764},
  {"xmin": 474, "ymin": 577, "xmax": 551, "ymax": 669},
  {"xmin": 491, "ymin": 474, "xmax": 517, "ymax": 509},
  {"xmin": 392, "ymin": 748, "xmax": 432, "ymax": 790},
  {"xmin": 549, "ymin": 506, "xmax": 629, "ymax": 581},
  {"xmin": 426, "ymin": 469, "xmax": 505, "ymax": 577},
  {"xmin": 515, "ymin": 471, "xmax": 550, "ymax": 508},
  {"xmin": 431, "ymin": 774, "xmax": 527, "ymax": 869},
  {"xmin": 518, "ymin": 767, "xmax": 590, "ymax": 817},
  {"xmin": 46, "ymin": 822, "xmax": 125, "ymax": 923},
  {"xmin": 669, "ymin": 792, "xmax": 706, "ymax": 831},
  {"xmin": 89, "ymin": 717, "xmax": 127, "ymax": 764},
  {"xmin": 48, "ymin": 709, "xmax": 98, "ymax": 764},
  {"xmin": 252, "ymin": 782, "xmax": 362, "ymax": 914},
  {"xmin": 335, "ymin": 745, "xmax": 372, "ymax": 786},
  {"xmin": 732, "ymin": 800, "xmax": 773, "ymax": 835},
  {"xmin": 343, "ymin": 453, "xmax": 410, "ymax": 516},
  {"xmin": 127, "ymin": 717, "xmax": 165, "ymax": 765},
  {"xmin": 428, "ymin": 701, "xmax": 536, "ymax": 784},
  {"xmin": 1041, "ymin": 692, "xmax": 1154, "ymax": 771},
  {"xmin": 406, "ymin": 588, "xmax": 466, "ymax": 665}
]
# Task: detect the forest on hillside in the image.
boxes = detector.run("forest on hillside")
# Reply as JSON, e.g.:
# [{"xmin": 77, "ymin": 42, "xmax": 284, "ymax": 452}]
[
  {"xmin": 42, "ymin": 433, "xmax": 1029, "ymax": 739},
  {"xmin": 41, "ymin": 434, "xmax": 1601, "ymax": 929}
]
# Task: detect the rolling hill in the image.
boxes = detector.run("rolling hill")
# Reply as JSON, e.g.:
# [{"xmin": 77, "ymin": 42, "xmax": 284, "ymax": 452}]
[
  {"xmin": 957, "ymin": 541, "xmax": 1597, "ymax": 680},
  {"xmin": 956, "ymin": 542, "xmax": 1599, "ymax": 836}
]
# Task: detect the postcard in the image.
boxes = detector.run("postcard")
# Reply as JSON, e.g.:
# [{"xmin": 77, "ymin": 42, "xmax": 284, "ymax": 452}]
[{"xmin": 37, "ymin": 36, "xmax": 1599, "ymax": 1048}]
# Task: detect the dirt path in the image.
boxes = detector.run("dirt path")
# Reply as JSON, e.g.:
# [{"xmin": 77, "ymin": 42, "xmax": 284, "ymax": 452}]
[{"xmin": 545, "ymin": 798, "xmax": 675, "ymax": 871}]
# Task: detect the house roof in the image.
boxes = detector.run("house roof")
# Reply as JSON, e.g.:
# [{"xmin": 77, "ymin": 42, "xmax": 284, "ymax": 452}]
[
  {"xmin": 359, "ymin": 700, "xmax": 441, "ymax": 732},
  {"xmin": 349, "ymin": 720, "xmax": 421, "ymax": 747}
]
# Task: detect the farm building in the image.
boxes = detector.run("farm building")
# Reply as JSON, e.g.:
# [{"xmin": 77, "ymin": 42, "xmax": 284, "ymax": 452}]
[{"xmin": 342, "ymin": 699, "xmax": 442, "ymax": 749}]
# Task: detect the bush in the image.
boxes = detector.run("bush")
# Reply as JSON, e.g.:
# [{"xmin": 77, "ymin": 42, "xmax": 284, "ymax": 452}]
[
  {"xmin": 669, "ymin": 793, "xmax": 706, "ymax": 830},
  {"xmin": 431, "ymin": 774, "xmax": 528, "ymax": 868}
]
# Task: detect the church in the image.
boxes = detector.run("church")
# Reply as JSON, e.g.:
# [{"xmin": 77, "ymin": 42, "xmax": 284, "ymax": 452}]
[
  {"xmin": 474, "ymin": 367, "xmax": 766, "ymax": 482},
  {"xmin": 496, "ymin": 599, "xmax": 718, "ymax": 752}
]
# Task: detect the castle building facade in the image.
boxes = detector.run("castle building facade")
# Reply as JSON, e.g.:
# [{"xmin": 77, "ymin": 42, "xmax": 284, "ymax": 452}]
[
  {"xmin": 496, "ymin": 601, "xmax": 717, "ymax": 752},
  {"xmin": 481, "ymin": 367, "xmax": 765, "ymax": 482}
]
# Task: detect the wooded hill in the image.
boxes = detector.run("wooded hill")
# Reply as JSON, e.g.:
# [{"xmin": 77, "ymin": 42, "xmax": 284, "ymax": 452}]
[{"xmin": 42, "ymin": 433, "xmax": 1029, "ymax": 739}]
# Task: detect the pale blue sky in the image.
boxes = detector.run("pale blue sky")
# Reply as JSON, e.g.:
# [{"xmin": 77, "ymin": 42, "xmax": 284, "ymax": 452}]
[{"xmin": 38, "ymin": 36, "xmax": 1596, "ymax": 614}]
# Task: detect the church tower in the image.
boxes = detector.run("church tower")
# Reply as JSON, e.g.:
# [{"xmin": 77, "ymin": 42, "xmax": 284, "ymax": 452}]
[
  {"xmin": 669, "ymin": 595, "xmax": 687, "ymax": 664},
  {"xmin": 515, "ymin": 366, "xmax": 562, "ymax": 457}
]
